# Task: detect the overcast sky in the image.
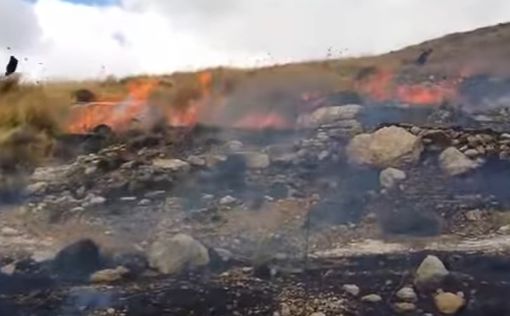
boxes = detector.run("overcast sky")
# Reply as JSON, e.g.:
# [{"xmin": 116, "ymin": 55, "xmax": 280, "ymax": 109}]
[{"xmin": 2, "ymin": 0, "xmax": 510, "ymax": 80}]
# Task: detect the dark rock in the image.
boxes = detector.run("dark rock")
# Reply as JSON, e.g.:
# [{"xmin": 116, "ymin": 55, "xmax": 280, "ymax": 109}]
[{"xmin": 51, "ymin": 239, "xmax": 103, "ymax": 280}]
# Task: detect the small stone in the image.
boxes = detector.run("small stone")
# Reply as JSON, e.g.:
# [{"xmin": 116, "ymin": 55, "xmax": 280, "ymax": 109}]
[
  {"xmin": 1, "ymin": 227, "xmax": 20, "ymax": 236},
  {"xmin": 239, "ymin": 152, "xmax": 270, "ymax": 169},
  {"xmin": 89, "ymin": 196, "xmax": 107, "ymax": 206},
  {"xmin": 434, "ymin": 292, "xmax": 465, "ymax": 315},
  {"xmin": 463, "ymin": 149, "xmax": 479, "ymax": 158},
  {"xmin": 187, "ymin": 155, "xmax": 206, "ymax": 167},
  {"xmin": 1, "ymin": 263, "xmax": 16, "ymax": 275},
  {"xmin": 394, "ymin": 302, "xmax": 417, "ymax": 313},
  {"xmin": 396, "ymin": 287, "xmax": 417, "ymax": 302},
  {"xmin": 342, "ymin": 284, "xmax": 360, "ymax": 296},
  {"xmin": 90, "ymin": 266, "xmax": 130, "ymax": 283},
  {"xmin": 26, "ymin": 182, "xmax": 48, "ymax": 195},
  {"xmin": 465, "ymin": 210, "xmax": 482, "ymax": 221},
  {"xmin": 84, "ymin": 166, "xmax": 98, "ymax": 175},
  {"xmin": 361, "ymin": 294, "xmax": 383, "ymax": 303},
  {"xmin": 120, "ymin": 196, "xmax": 137, "ymax": 202},
  {"xmin": 501, "ymin": 133, "xmax": 510, "ymax": 139},
  {"xmin": 226, "ymin": 140, "xmax": 244, "ymax": 152},
  {"xmin": 309, "ymin": 313, "xmax": 326, "ymax": 316},
  {"xmin": 280, "ymin": 303, "xmax": 291, "ymax": 316},
  {"xmin": 106, "ymin": 308, "xmax": 115, "ymax": 314},
  {"xmin": 219, "ymin": 195, "xmax": 238, "ymax": 206},
  {"xmin": 70, "ymin": 207, "xmax": 85, "ymax": 213},
  {"xmin": 380, "ymin": 167, "xmax": 407, "ymax": 189},
  {"xmin": 414, "ymin": 255, "xmax": 449, "ymax": 289},
  {"xmin": 138, "ymin": 199, "xmax": 151, "ymax": 206},
  {"xmin": 152, "ymin": 159, "xmax": 191, "ymax": 173}
]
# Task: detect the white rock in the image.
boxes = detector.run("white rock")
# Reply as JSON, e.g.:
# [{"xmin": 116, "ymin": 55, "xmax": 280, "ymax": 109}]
[
  {"xmin": 299, "ymin": 104, "xmax": 363, "ymax": 128},
  {"xmin": 414, "ymin": 255, "xmax": 449, "ymax": 288},
  {"xmin": 439, "ymin": 147, "xmax": 479, "ymax": 176},
  {"xmin": 26, "ymin": 182, "xmax": 48, "ymax": 195},
  {"xmin": 361, "ymin": 294, "xmax": 383, "ymax": 303},
  {"xmin": 380, "ymin": 168, "xmax": 407, "ymax": 189},
  {"xmin": 153, "ymin": 159, "xmax": 191, "ymax": 173},
  {"xmin": 89, "ymin": 195, "xmax": 107, "ymax": 206},
  {"xmin": 396, "ymin": 287, "xmax": 418, "ymax": 302},
  {"xmin": 346, "ymin": 126, "xmax": 423, "ymax": 168},
  {"xmin": 148, "ymin": 233, "xmax": 210, "ymax": 274},
  {"xmin": 219, "ymin": 195, "xmax": 238, "ymax": 206},
  {"xmin": 342, "ymin": 284, "xmax": 360, "ymax": 296},
  {"xmin": 225, "ymin": 140, "xmax": 244, "ymax": 152}
]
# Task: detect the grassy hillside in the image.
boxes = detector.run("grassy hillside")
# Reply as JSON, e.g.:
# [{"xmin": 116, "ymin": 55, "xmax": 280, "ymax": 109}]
[{"xmin": 0, "ymin": 21, "xmax": 509, "ymax": 169}]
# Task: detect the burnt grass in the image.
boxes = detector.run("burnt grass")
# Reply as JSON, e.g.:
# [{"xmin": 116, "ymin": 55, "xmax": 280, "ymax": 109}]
[{"xmin": 1, "ymin": 251, "xmax": 510, "ymax": 316}]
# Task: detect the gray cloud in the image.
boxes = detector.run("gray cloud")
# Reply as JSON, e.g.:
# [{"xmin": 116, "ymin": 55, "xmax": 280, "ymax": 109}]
[
  {"xmin": 122, "ymin": 0, "xmax": 510, "ymax": 60},
  {"xmin": 0, "ymin": 0, "xmax": 42, "ymax": 52}
]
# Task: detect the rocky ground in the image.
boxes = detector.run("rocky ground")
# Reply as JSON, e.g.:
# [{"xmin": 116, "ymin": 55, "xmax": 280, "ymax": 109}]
[{"xmin": 2, "ymin": 102, "xmax": 510, "ymax": 315}]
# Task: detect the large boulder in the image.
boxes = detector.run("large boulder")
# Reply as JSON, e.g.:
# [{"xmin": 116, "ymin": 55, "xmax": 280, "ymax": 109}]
[
  {"xmin": 298, "ymin": 104, "xmax": 363, "ymax": 128},
  {"xmin": 148, "ymin": 234, "xmax": 210, "ymax": 274},
  {"xmin": 439, "ymin": 147, "xmax": 479, "ymax": 176},
  {"xmin": 414, "ymin": 255, "xmax": 449, "ymax": 289},
  {"xmin": 346, "ymin": 126, "xmax": 423, "ymax": 168}
]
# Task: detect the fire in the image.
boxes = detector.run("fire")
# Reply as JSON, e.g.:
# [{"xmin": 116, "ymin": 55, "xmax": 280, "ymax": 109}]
[
  {"xmin": 67, "ymin": 78, "xmax": 159, "ymax": 134},
  {"xmin": 357, "ymin": 69, "xmax": 459, "ymax": 105},
  {"xmin": 233, "ymin": 112, "xmax": 291, "ymax": 130}
]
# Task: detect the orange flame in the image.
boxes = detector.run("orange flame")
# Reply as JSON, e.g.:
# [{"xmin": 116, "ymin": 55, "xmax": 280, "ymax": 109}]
[{"xmin": 357, "ymin": 69, "xmax": 458, "ymax": 105}]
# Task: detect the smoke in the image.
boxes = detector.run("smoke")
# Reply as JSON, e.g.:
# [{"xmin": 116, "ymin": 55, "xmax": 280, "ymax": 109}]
[
  {"xmin": 0, "ymin": 0, "xmax": 42, "ymax": 52},
  {"xmin": 4, "ymin": 0, "xmax": 510, "ymax": 79},
  {"xmin": 122, "ymin": 0, "xmax": 510, "ymax": 60}
]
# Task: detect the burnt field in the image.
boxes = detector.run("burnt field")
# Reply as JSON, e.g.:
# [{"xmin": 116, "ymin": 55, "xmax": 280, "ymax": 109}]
[{"xmin": 1, "ymin": 251, "xmax": 510, "ymax": 316}]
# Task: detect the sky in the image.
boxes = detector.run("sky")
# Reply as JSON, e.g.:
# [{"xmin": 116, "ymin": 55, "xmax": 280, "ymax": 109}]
[{"xmin": 2, "ymin": 0, "xmax": 510, "ymax": 80}]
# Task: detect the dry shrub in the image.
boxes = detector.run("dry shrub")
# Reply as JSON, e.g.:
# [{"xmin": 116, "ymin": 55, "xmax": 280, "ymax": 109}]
[{"xmin": 0, "ymin": 77, "xmax": 69, "ymax": 171}]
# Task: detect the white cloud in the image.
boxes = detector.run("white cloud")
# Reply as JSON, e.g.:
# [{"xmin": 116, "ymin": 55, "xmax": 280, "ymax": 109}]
[{"xmin": 2, "ymin": 0, "xmax": 510, "ymax": 80}]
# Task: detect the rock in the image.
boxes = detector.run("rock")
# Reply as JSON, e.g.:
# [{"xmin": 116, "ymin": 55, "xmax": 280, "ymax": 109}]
[
  {"xmin": 138, "ymin": 199, "xmax": 151, "ymax": 206},
  {"xmin": 1, "ymin": 263, "xmax": 16, "ymax": 275},
  {"xmin": 225, "ymin": 140, "xmax": 244, "ymax": 152},
  {"xmin": 380, "ymin": 168, "xmax": 407, "ymax": 189},
  {"xmin": 396, "ymin": 287, "xmax": 418, "ymax": 302},
  {"xmin": 219, "ymin": 195, "xmax": 238, "ymax": 206},
  {"xmin": 434, "ymin": 292, "xmax": 465, "ymax": 314},
  {"xmin": 346, "ymin": 126, "xmax": 423, "ymax": 168},
  {"xmin": 152, "ymin": 159, "xmax": 191, "ymax": 173},
  {"xmin": 148, "ymin": 233, "xmax": 210, "ymax": 274},
  {"xmin": 498, "ymin": 225, "xmax": 510, "ymax": 234},
  {"xmin": 309, "ymin": 313, "xmax": 326, "ymax": 316},
  {"xmin": 342, "ymin": 284, "xmax": 360, "ymax": 296},
  {"xmin": 464, "ymin": 149, "xmax": 479, "ymax": 158},
  {"xmin": 26, "ymin": 181, "xmax": 48, "ymax": 195},
  {"xmin": 89, "ymin": 195, "xmax": 107, "ymax": 206},
  {"xmin": 299, "ymin": 104, "xmax": 363, "ymax": 128},
  {"xmin": 90, "ymin": 266, "xmax": 129, "ymax": 283},
  {"xmin": 361, "ymin": 294, "xmax": 383, "ymax": 303},
  {"xmin": 52, "ymin": 239, "xmax": 103, "ymax": 279},
  {"xmin": 414, "ymin": 255, "xmax": 449, "ymax": 289},
  {"xmin": 239, "ymin": 152, "xmax": 270, "ymax": 169},
  {"xmin": 394, "ymin": 302, "xmax": 417, "ymax": 313},
  {"xmin": 187, "ymin": 155, "xmax": 206, "ymax": 167},
  {"xmin": 280, "ymin": 303, "xmax": 291, "ymax": 316},
  {"xmin": 439, "ymin": 147, "xmax": 479, "ymax": 176},
  {"xmin": 213, "ymin": 248, "xmax": 233, "ymax": 262},
  {"xmin": 1, "ymin": 227, "xmax": 20, "ymax": 236},
  {"xmin": 465, "ymin": 210, "xmax": 482, "ymax": 221}
]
